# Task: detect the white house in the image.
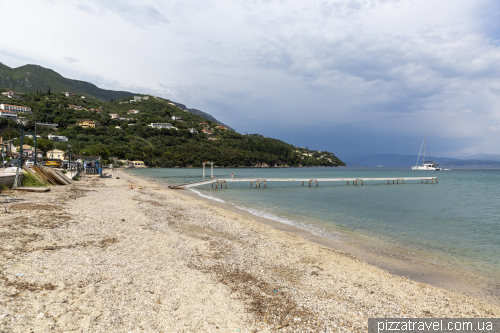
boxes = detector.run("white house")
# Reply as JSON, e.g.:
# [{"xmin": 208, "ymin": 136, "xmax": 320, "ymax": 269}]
[
  {"xmin": 65, "ymin": 92, "xmax": 75, "ymax": 97},
  {"xmin": 134, "ymin": 96, "xmax": 142, "ymax": 101},
  {"xmin": 149, "ymin": 123, "xmax": 177, "ymax": 130},
  {"xmin": 110, "ymin": 113, "xmax": 119, "ymax": 119},
  {"xmin": 47, "ymin": 134, "xmax": 68, "ymax": 142},
  {"xmin": 0, "ymin": 104, "xmax": 32, "ymax": 113},
  {"xmin": 189, "ymin": 128, "xmax": 198, "ymax": 133},
  {"xmin": 171, "ymin": 116, "xmax": 183, "ymax": 121},
  {"xmin": 0, "ymin": 110, "xmax": 18, "ymax": 119},
  {"xmin": 1, "ymin": 91, "xmax": 20, "ymax": 99},
  {"xmin": 127, "ymin": 110, "xmax": 140, "ymax": 114}
]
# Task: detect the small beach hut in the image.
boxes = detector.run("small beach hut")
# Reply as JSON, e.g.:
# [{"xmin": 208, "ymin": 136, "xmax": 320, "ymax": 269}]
[{"xmin": 72, "ymin": 154, "xmax": 102, "ymax": 176}]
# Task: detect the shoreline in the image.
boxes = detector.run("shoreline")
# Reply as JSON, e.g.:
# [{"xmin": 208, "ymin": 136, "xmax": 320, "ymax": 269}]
[
  {"xmin": 127, "ymin": 169, "xmax": 500, "ymax": 306},
  {"xmin": 2, "ymin": 170, "xmax": 499, "ymax": 331}
]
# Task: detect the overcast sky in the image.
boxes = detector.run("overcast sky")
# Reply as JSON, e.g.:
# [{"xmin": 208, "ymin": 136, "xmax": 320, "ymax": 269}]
[{"xmin": 1, "ymin": 0, "xmax": 500, "ymax": 158}]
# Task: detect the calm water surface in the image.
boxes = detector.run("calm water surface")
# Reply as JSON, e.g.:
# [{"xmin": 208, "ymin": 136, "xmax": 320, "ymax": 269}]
[{"xmin": 126, "ymin": 167, "xmax": 500, "ymax": 282}]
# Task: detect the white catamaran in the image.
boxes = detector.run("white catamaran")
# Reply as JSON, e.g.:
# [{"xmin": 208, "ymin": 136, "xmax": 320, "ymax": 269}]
[{"xmin": 412, "ymin": 132, "xmax": 441, "ymax": 171}]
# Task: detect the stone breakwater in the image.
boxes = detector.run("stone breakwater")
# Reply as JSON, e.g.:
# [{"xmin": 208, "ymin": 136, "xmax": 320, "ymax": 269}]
[{"xmin": 0, "ymin": 171, "xmax": 498, "ymax": 332}]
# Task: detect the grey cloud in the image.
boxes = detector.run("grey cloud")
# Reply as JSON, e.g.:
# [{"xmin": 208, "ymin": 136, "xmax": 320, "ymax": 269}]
[
  {"xmin": 73, "ymin": 0, "xmax": 168, "ymax": 27},
  {"xmin": 319, "ymin": 0, "xmax": 402, "ymax": 18},
  {"xmin": 64, "ymin": 57, "xmax": 79, "ymax": 63}
]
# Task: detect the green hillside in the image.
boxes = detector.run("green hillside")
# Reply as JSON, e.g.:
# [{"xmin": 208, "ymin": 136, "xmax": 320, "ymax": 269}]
[
  {"xmin": 0, "ymin": 62, "xmax": 235, "ymax": 129},
  {"xmin": 0, "ymin": 91, "xmax": 345, "ymax": 168},
  {"xmin": 0, "ymin": 62, "xmax": 134, "ymax": 102}
]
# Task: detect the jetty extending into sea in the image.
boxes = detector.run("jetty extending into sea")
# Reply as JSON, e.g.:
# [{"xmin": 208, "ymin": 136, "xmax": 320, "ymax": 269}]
[{"xmin": 169, "ymin": 177, "xmax": 438, "ymax": 189}]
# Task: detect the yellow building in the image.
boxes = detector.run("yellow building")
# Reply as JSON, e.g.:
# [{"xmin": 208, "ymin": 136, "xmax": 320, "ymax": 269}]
[
  {"xmin": 79, "ymin": 121, "xmax": 96, "ymax": 128},
  {"xmin": 46, "ymin": 149, "xmax": 66, "ymax": 161},
  {"xmin": 129, "ymin": 161, "xmax": 146, "ymax": 168}
]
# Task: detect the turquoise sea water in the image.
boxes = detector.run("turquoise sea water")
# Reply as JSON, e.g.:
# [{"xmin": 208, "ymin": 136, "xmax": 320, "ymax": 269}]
[{"xmin": 125, "ymin": 167, "xmax": 500, "ymax": 282}]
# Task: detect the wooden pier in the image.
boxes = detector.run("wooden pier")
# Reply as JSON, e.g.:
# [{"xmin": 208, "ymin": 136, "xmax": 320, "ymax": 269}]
[{"xmin": 168, "ymin": 177, "xmax": 438, "ymax": 189}]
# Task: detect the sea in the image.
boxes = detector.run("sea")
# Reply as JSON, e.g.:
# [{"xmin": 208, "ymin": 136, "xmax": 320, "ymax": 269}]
[{"xmin": 125, "ymin": 167, "xmax": 500, "ymax": 283}]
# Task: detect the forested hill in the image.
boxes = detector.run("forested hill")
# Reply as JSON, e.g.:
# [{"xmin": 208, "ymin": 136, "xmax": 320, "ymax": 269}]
[
  {"xmin": 0, "ymin": 62, "xmax": 133, "ymax": 102},
  {"xmin": 0, "ymin": 91, "xmax": 345, "ymax": 168},
  {"xmin": 0, "ymin": 62, "xmax": 234, "ymax": 130}
]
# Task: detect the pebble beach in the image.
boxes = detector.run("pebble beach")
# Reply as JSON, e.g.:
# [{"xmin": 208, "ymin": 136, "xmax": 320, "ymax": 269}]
[{"xmin": 1, "ymin": 170, "xmax": 499, "ymax": 332}]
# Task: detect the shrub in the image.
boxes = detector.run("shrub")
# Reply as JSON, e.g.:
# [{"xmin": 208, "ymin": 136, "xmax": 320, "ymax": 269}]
[{"xmin": 21, "ymin": 172, "xmax": 46, "ymax": 187}]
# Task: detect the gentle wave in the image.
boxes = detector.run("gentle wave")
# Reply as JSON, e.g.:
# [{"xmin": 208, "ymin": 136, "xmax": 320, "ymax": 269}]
[
  {"xmin": 189, "ymin": 189, "xmax": 226, "ymax": 203},
  {"xmin": 234, "ymin": 204, "xmax": 342, "ymax": 240}
]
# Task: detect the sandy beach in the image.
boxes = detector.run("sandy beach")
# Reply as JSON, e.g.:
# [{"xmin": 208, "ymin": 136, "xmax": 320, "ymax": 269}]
[{"xmin": 1, "ymin": 170, "xmax": 499, "ymax": 332}]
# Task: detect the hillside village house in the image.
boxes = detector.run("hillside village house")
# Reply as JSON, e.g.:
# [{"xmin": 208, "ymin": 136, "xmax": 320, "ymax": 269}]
[
  {"xmin": 149, "ymin": 123, "xmax": 177, "ymax": 129},
  {"xmin": 15, "ymin": 145, "xmax": 34, "ymax": 158},
  {"xmin": 1, "ymin": 91, "xmax": 20, "ymax": 99},
  {"xmin": 171, "ymin": 116, "xmax": 183, "ymax": 121},
  {"xmin": 46, "ymin": 149, "xmax": 66, "ymax": 161},
  {"xmin": 127, "ymin": 110, "xmax": 139, "ymax": 114},
  {"xmin": 47, "ymin": 134, "xmax": 68, "ymax": 142},
  {"xmin": 68, "ymin": 105, "xmax": 83, "ymax": 110},
  {"xmin": 110, "ymin": 113, "xmax": 119, "ymax": 119},
  {"xmin": 128, "ymin": 161, "xmax": 145, "ymax": 168},
  {"xmin": 88, "ymin": 109, "xmax": 102, "ymax": 114},
  {"xmin": 199, "ymin": 122, "xmax": 209, "ymax": 129},
  {"xmin": 216, "ymin": 126, "xmax": 227, "ymax": 130},
  {"xmin": 201, "ymin": 129, "xmax": 213, "ymax": 135},
  {"xmin": 0, "ymin": 110, "xmax": 17, "ymax": 120},
  {"xmin": 81, "ymin": 96, "xmax": 87, "ymax": 99},
  {"xmin": 79, "ymin": 120, "xmax": 96, "ymax": 128},
  {"xmin": 0, "ymin": 104, "xmax": 32, "ymax": 113},
  {"xmin": 65, "ymin": 92, "xmax": 75, "ymax": 97},
  {"xmin": 189, "ymin": 128, "xmax": 198, "ymax": 133}
]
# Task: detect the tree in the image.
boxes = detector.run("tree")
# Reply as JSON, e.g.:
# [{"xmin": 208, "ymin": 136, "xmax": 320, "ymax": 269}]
[{"xmin": 47, "ymin": 86, "xmax": 51, "ymax": 95}]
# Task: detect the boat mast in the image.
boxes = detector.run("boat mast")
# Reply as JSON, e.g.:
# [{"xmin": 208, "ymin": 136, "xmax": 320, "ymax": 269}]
[
  {"xmin": 416, "ymin": 132, "xmax": 425, "ymax": 166},
  {"xmin": 423, "ymin": 131, "xmax": 426, "ymax": 162}
]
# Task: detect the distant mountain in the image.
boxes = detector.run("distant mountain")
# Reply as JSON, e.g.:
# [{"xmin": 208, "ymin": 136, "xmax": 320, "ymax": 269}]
[
  {"xmin": 462, "ymin": 154, "xmax": 500, "ymax": 162},
  {"xmin": 343, "ymin": 154, "xmax": 500, "ymax": 167},
  {"xmin": 0, "ymin": 62, "xmax": 135, "ymax": 102}
]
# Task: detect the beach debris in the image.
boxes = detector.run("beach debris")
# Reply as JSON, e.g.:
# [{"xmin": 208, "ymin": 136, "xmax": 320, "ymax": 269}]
[
  {"xmin": 16, "ymin": 273, "xmax": 24, "ymax": 277},
  {"xmin": 36, "ymin": 312, "xmax": 45, "ymax": 320},
  {"xmin": 277, "ymin": 322, "xmax": 290, "ymax": 329},
  {"xmin": 116, "ymin": 177, "xmax": 120, "ymax": 179},
  {"xmin": 122, "ymin": 219, "xmax": 125, "ymax": 221}
]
